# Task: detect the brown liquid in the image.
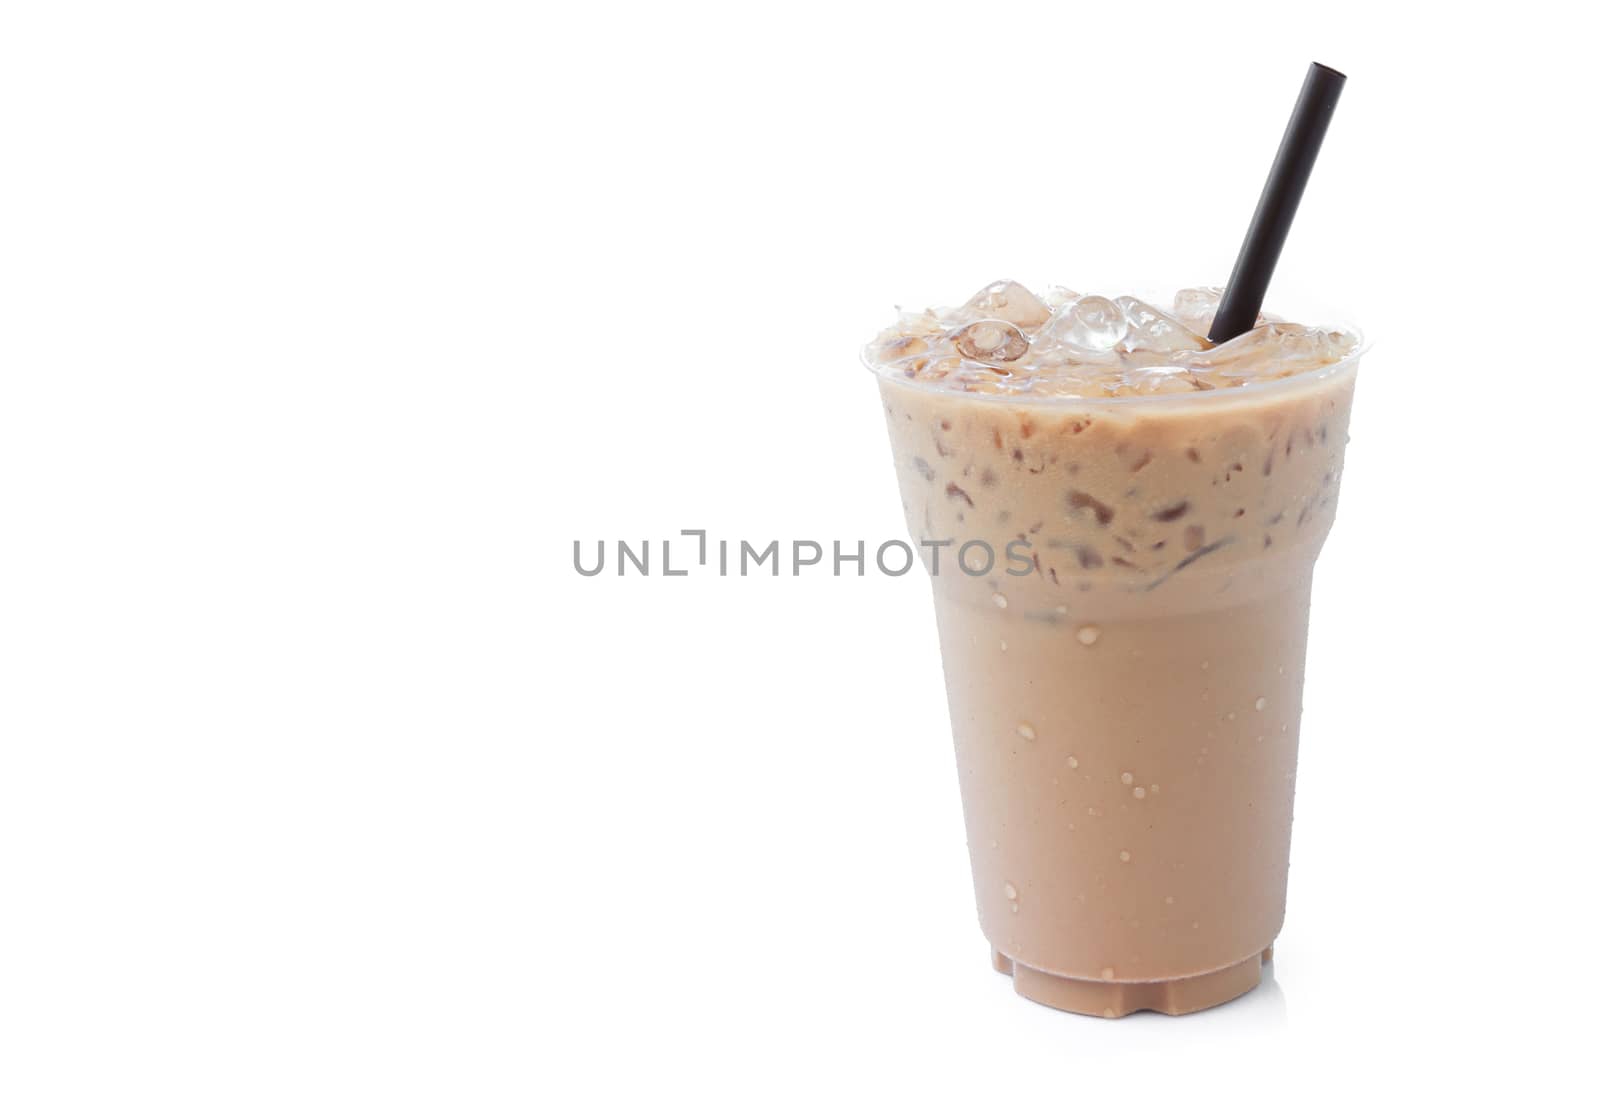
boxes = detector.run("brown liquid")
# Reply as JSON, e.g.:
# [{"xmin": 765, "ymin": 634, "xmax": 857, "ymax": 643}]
[{"xmin": 878, "ymin": 362, "xmax": 1357, "ymax": 1017}]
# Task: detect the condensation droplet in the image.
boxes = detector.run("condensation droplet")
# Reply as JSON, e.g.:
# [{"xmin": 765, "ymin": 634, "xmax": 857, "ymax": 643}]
[
  {"xmin": 1067, "ymin": 755, "xmax": 1080, "ymax": 769},
  {"xmin": 1255, "ymin": 696, "xmax": 1267, "ymax": 711},
  {"xmin": 1133, "ymin": 786, "xmax": 1146, "ymax": 799},
  {"xmin": 1017, "ymin": 723, "xmax": 1036, "ymax": 741},
  {"xmin": 1150, "ymin": 784, "xmax": 1159, "ymax": 794},
  {"xmin": 1103, "ymin": 1006, "xmax": 1116, "ymax": 1017},
  {"xmin": 1054, "ymin": 605, "xmax": 1068, "ymax": 615},
  {"xmin": 1165, "ymin": 895, "xmax": 1175, "ymax": 904},
  {"xmin": 1000, "ymin": 639, "xmax": 1009, "ymax": 652},
  {"xmin": 1227, "ymin": 712, "xmax": 1237, "ymax": 721},
  {"xmin": 1101, "ymin": 967, "xmax": 1115, "ymax": 981},
  {"xmin": 1004, "ymin": 881, "xmax": 1017, "ymax": 900},
  {"xmin": 1120, "ymin": 771, "xmax": 1134, "ymax": 785},
  {"xmin": 1119, "ymin": 850, "xmax": 1131, "ymax": 862},
  {"xmin": 1011, "ymin": 902, "xmax": 1019, "ymax": 913},
  {"xmin": 1076, "ymin": 625, "xmax": 1101, "ymax": 646},
  {"xmin": 992, "ymin": 593, "xmax": 1008, "ymax": 609}
]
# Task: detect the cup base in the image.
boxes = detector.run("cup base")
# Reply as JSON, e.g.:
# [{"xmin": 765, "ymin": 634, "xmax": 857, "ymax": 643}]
[{"xmin": 991, "ymin": 946, "xmax": 1271, "ymax": 1018}]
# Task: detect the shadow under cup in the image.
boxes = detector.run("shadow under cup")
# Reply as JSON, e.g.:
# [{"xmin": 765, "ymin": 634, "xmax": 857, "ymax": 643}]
[{"xmin": 874, "ymin": 352, "xmax": 1360, "ymax": 1017}]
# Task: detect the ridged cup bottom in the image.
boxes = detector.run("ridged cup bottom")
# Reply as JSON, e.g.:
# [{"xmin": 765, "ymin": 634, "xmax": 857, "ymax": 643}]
[{"xmin": 991, "ymin": 946, "xmax": 1273, "ymax": 1018}]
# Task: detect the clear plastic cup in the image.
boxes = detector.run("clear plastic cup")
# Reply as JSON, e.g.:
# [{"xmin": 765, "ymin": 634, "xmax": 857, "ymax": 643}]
[{"xmin": 867, "ymin": 310, "xmax": 1362, "ymax": 1016}]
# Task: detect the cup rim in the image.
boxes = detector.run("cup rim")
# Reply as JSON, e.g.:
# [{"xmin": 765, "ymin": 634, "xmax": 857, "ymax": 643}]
[{"xmin": 861, "ymin": 330, "xmax": 1369, "ymax": 410}]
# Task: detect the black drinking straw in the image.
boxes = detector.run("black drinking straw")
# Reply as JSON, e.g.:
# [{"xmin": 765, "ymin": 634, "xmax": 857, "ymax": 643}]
[{"xmin": 1208, "ymin": 62, "xmax": 1347, "ymax": 345}]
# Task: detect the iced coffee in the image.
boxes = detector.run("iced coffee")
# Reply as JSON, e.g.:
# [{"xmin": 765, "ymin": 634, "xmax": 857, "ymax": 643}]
[{"xmin": 866, "ymin": 280, "xmax": 1360, "ymax": 1017}]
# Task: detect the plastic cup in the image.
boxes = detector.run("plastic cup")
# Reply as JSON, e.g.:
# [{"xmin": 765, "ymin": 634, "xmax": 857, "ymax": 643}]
[{"xmin": 868, "ymin": 323, "xmax": 1361, "ymax": 1016}]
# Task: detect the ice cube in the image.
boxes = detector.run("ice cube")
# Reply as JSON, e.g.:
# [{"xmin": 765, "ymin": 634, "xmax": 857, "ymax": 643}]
[
  {"xmin": 1115, "ymin": 365, "xmax": 1205, "ymax": 396},
  {"xmin": 1323, "ymin": 327, "xmax": 1358, "ymax": 358},
  {"xmin": 957, "ymin": 363, "xmax": 1022, "ymax": 394},
  {"xmin": 1039, "ymin": 295, "xmax": 1128, "ymax": 352},
  {"xmin": 1032, "ymin": 334, "xmax": 1120, "ymax": 370},
  {"xmin": 892, "ymin": 308, "xmax": 946, "ymax": 337},
  {"xmin": 1116, "ymin": 296, "xmax": 1209, "ymax": 356},
  {"xmin": 953, "ymin": 319, "xmax": 1029, "ymax": 364},
  {"xmin": 916, "ymin": 356, "xmax": 962, "ymax": 382},
  {"xmin": 1171, "ymin": 288, "xmax": 1289, "ymax": 337},
  {"xmin": 1175, "ymin": 325, "xmax": 1278, "ymax": 372},
  {"xmin": 963, "ymin": 280, "xmax": 1052, "ymax": 329},
  {"xmin": 1176, "ymin": 323, "xmax": 1356, "ymax": 378},
  {"xmin": 1042, "ymin": 285, "xmax": 1080, "ymax": 310},
  {"xmin": 874, "ymin": 333, "xmax": 931, "ymax": 363},
  {"xmin": 940, "ymin": 358, "xmax": 1017, "ymax": 393},
  {"xmin": 1172, "ymin": 286, "xmax": 1225, "ymax": 333}
]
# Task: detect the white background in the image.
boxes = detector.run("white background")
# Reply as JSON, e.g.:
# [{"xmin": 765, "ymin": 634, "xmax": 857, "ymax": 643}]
[{"xmin": 2, "ymin": 1, "xmax": 1596, "ymax": 1103}]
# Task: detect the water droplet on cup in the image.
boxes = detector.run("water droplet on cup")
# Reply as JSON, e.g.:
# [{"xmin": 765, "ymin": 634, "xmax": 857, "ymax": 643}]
[
  {"xmin": 1076, "ymin": 625, "xmax": 1101, "ymax": 646},
  {"xmin": 1017, "ymin": 723, "xmax": 1036, "ymax": 741}
]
